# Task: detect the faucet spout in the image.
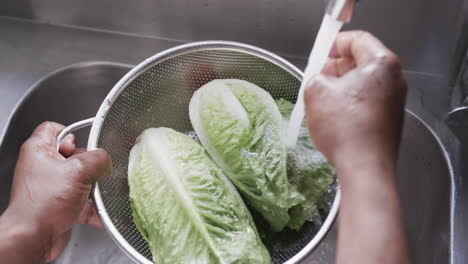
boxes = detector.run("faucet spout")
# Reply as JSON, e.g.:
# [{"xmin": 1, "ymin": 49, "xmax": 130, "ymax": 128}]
[{"xmin": 326, "ymin": 0, "xmax": 359, "ymax": 23}]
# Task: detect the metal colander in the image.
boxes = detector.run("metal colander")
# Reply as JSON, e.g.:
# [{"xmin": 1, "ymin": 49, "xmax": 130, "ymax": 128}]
[{"xmin": 59, "ymin": 41, "xmax": 339, "ymax": 264}]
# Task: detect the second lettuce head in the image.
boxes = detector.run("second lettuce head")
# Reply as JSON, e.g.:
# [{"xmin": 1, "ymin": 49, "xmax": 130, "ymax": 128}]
[{"xmin": 189, "ymin": 79, "xmax": 333, "ymax": 232}]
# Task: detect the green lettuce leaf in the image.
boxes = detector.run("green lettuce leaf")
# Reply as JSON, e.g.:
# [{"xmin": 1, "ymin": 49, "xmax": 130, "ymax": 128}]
[
  {"xmin": 276, "ymin": 99, "xmax": 334, "ymax": 230},
  {"xmin": 189, "ymin": 80, "xmax": 304, "ymax": 231},
  {"xmin": 128, "ymin": 127, "xmax": 271, "ymax": 264}
]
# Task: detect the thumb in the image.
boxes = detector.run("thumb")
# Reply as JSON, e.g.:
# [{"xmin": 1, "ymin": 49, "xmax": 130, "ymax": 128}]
[{"xmin": 66, "ymin": 149, "xmax": 112, "ymax": 185}]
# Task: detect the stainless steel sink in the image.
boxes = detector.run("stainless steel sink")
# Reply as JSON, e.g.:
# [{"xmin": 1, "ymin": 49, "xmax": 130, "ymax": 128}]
[{"xmin": 0, "ymin": 62, "xmax": 452, "ymax": 264}]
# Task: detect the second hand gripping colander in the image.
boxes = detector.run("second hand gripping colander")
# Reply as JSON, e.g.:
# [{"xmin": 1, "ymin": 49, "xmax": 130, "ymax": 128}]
[{"xmin": 56, "ymin": 41, "xmax": 340, "ymax": 264}]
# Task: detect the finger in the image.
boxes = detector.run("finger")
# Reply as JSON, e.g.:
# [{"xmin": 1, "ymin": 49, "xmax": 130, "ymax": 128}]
[
  {"xmin": 30, "ymin": 121, "xmax": 66, "ymax": 147},
  {"xmin": 329, "ymin": 31, "xmax": 395, "ymax": 66},
  {"xmin": 77, "ymin": 201, "xmax": 104, "ymax": 228},
  {"xmin": 58, "ymin": 134, "xmax": 76, "ymax": 158},
  {"xmin": 66, "ymin": 149, "xmax": 112, "ymax": 185},
  {"xmin": 322, "ymin": 57, "xmax": 356, "ymax": 77},
  {"xmin": 71, "ymin": 147, "xmax": 87, "ymax": 156}
]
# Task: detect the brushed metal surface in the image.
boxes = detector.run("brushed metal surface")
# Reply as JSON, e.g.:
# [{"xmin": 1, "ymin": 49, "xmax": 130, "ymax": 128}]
[{"xmin": 1, "ymin": 0, "xmax": 468, "ymax": 77}]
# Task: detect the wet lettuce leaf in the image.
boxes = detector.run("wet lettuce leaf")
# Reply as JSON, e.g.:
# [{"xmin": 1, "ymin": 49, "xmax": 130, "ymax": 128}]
[
  {"xmin": 128, "ymin": 127, "xmax": 271, "ymax": 264},
  {"xmin": 189, "ymin": 80, "xmax": 304, "ymax": 231},
  {"xmin": 276, "ymin": 99, "xmax": 334, "ymax": 230}
]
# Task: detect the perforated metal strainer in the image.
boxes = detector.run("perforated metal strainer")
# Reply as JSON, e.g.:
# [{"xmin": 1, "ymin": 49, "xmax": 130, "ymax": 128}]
[{"xmin": 57, "ymin": 41, "xmax": 340, "ymax": 264}]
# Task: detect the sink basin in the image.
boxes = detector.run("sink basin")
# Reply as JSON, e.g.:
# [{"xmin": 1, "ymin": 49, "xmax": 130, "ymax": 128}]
[{"xmin": 0, "ymin": 62, "xmax": 452, "ymax": 264}]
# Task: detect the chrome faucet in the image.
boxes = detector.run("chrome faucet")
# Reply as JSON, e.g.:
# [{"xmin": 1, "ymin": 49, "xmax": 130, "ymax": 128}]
[{"xmin": 326, "ymin": 0, "xmax": 359, "ymax": 23}]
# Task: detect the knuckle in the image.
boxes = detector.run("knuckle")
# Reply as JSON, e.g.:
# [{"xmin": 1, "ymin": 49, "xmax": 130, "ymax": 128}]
[
  {"xmin": 42, "ymin": 121, "xmax": 55, "ymax": 128},
  {"xmin": 349, "ymin": 29, "xmax": 370, "ymax": 37},
  {"xmin": 304, "ymin": 78, "xmax": 325, "ymax": 103},
  {"xmin": 372, "ymin": 52, "xmax": 403, "ymax": 78},
  {"xmin": 356, "ymin": 30, "xmax": 373, "ymax": 39},
  {"xmin": 34, "ymin": 121, "xmax": 64, "ymax": 135},
  {"xmin": 354, "ymin": 30, "xmax": 375, "ymax": 44},
  {"xmin": 20, "ymin": 137, "xmax": 44, "ymax": 151},
  {"xmin": 20, "ymin": 139, "xmax": 34, "ymax": 152},
  {"xmin": 308, "ymin": 76, "xmax": 327, "ymax": 90},
  {"xmin": 20, "ymin": 137, "xmax": 52, "ymax": 154},
  {"xmin": 382, "ymin": 52, "xmax": 401, "ymax": 68},
  {"xmin": 38, "ymin": 121, "xmax": 56, "ymax": 131}
]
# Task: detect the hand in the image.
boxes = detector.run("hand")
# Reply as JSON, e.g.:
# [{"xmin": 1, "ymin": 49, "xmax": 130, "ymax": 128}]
[
  {"xmin": 304, "ymin": 31, "xmax": 410, "ymax": 264},
  {"xmin": 2, "ymin": 122, "xmax": 111, "ymax": 262},
  {"xmin": 304, "ymin": 30, "xmax": 407, "ymax": 169}
]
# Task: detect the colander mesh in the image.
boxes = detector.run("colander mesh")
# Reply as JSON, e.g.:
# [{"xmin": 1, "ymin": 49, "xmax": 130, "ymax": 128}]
[{"xmin": 96, "ymin": 48, "xmax": 335, "ymax": 263}]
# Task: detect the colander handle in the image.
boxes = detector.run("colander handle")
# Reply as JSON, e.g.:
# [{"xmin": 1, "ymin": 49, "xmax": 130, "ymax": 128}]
[{"xmin": 56, "ymin": 118, "xmax": 95, "ymax": 152}]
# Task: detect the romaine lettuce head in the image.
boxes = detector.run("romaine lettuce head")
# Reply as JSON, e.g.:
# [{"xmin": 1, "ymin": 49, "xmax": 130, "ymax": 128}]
[
  {"xmin": 189, "ymin": 79, "xmax": 304, "ymax": 231},
  {"xmin": 128, "ymin": 127, "xmax": 271, "ymax": 264}
]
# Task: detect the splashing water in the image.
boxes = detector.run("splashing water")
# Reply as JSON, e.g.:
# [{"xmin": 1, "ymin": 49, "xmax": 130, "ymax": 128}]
[{"xmin": 285, "ymin": 14, "xmax": 344, "ymax": 148}]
